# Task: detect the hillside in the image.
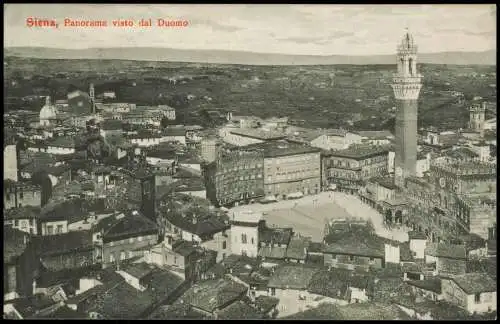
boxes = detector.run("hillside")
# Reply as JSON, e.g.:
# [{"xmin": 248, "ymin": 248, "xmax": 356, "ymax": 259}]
[{"xmin": 4, "ymin": 47, "xmax": 496, "ymax": 66}]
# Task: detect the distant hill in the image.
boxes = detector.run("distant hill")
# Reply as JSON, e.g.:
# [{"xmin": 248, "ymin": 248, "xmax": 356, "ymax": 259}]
[{"xmin": 4, "ymin": 47, "xmax": 496, "ymax": 66}]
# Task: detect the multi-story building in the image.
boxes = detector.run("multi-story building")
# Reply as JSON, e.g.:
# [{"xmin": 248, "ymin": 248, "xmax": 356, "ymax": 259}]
[
  {"xmin": 323, "ymin": 145, "xmax": 389, "ymax": 193},
  {"xmin": 200, "ymin": 136, "xmax": 221, "ymax": 163},
  {"xmin": 204, "ymin": 147, "xmax": 265, "ymax": 207},
  {"xmin": 230, "ymin": 210, "xmax": 263, "ymax": 258},
  {"xmin": 4, "ymin": 143, "xmax": 18, "ymax": 182},
  {"xmin": 245, "ymin": 140, "xmax": 321, "ymax": 200},
  {"xmin": 403, "ymin": 160, "xmax": 496, "ymax": 242},
  {"xmin": 93, "ymin": 209, "xmax": 159, "ymax": 268},
  {"xmin": 161, "ymin": 202, "xmax": 231, "ymax": 262},
  {"xmin": 4, "ymin": 180, "xmax": 42, "ymax": 210}
]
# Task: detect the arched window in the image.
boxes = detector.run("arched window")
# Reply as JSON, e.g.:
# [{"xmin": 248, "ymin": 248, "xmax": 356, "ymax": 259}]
[{"xmin": 409, "ymin": 58, "xmax": 413, "ymax": 75}]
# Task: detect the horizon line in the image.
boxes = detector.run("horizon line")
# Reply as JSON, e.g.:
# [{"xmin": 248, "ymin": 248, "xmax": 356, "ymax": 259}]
[{"xmin": 4, "ymin": 45, "xmax": 496, "ymax": 58}]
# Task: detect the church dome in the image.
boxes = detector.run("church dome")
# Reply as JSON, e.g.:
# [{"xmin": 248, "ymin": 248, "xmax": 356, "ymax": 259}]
[{"xmin": 40, "ymin": 96, "xmax": 58, "ymax": 122}]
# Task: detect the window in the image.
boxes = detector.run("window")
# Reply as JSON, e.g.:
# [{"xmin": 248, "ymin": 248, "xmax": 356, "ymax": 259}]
[
  {"xmin": 369, "ymin": 257, "xmax": 375, "ymax": 263},
  {"xmin": 56, "ymin": 225, "xmax": 63, "ymax": 234},
  {"xmin": 348, "ymin": 255, "xmax": 355, "ymax": 262},
  {"xmin": 6, "ymin": 194, "xmax": 10, "ymax": 201},
  {"xmin": 14, "ymin": 220, "xmax": 18, "ymax": 227},
  {"xmin": 47, "ymin": 225, "xmax": 54, "ymax": 235},
  {"xmin": 251, "ymin": 237, "xmax": 255, "ymax": 244},
  {"xmin": 241, "ymin": 234, "xmax": 248, "ymax": 244},
  {"xmin": 475, "ymin": 293, "xmax": 481, "ymax": 303},
  {"xmin": 19, "ymin": 192, "xmax": 24, "ymax": 199},
  {"xmin": 110, "ymin": 253, "xmax": 115, "ymax": 263},
  {"xmin": 222, "ymin": 241, "xmax": 227, "ymax": 249},
  {"xmin": 271, "ymin": 288, "xmax": 276, "ymax": 296},
  {"xmin": 120, "ymin": 251, "xmax": 126, "ymax": 260}
]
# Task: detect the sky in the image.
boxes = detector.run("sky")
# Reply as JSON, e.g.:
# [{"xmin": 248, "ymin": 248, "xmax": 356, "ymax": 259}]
[{"xmin": 4, "ymin": 4, "xmax": 496, "ymax": 56}]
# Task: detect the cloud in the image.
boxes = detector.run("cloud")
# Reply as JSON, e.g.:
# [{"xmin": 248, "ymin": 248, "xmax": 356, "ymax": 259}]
[
  {"xmin": 4, "ymin": 4, "xmax": 496, "ymax": 56},
  {"xmin": 191, "ymin": 18, "xmax": 244, "ymax": 32}
]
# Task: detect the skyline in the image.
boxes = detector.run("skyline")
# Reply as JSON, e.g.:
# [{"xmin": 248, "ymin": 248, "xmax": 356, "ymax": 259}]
[{"xmin": 4, "ymin": 4, "xmax": 497, "ymax": 56}]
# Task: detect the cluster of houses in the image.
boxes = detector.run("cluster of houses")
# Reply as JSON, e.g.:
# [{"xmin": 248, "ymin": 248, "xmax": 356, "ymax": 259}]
[{"xmin": 4, "ymin": 196, "xmax": 496, "ymax": 319}]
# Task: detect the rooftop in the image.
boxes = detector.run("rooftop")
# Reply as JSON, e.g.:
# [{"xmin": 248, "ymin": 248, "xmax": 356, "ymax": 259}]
[
  {"xmin": 308, "ymin": 268, "xmax": 370, "ymax": 300},
  {"xmin": 48, "ymin": 136, "xmax": 76, "ymax": 148},
  {"xmin": 218, "ymin": 301, "xmax": 264, "ymax": 319},
  {"xmin": 325, "ymin": 144, "xmax": 389, "ymax": 160},
  {"xmin": 356, "ymin": 130, "xmax": 394, "ymax": 139},
  {"xmin": 94, "ymin": 210, "xmax": 158, "ymax": 243},
  {"xmin": 406, "ymin": 278, "xmax": 442, "ymax": 294},
  {"xmin": 35, "ymin": 231, "xmax": 93, "ymax": 257},
  {"xmin": 176, "ymin": 278, "xmax": 248, "ymax": 314},
  {"xmin": 286, "ymin": 302, "xmax": 410, "ymax": 320},
  {"xmin": 285, "ymin": 236, "xmax": 310, "ymax": 260},
  {"xmin": 149, "ymin": 304, "xmax": 207, "ymax": 320},
  {"xmin": 450, "ymin": 272, "xmax": 496, "ymax": 295},
  {"xmin": 229, "ymin": 128, "xmax": 285, "ymax": 141},
  {"xmin": 267, "ymin": 264, "xmax": 320, "ymax": 290},
  {"xmin": 245, "ymin": 140, "xmax": 321, "ymax": 158},
  {"xmin": 370, "ymin": 176, "xmax": 397, "ymax": 190},
  {"xmin": 425, "ymin": 243, "xmax": 467, "ymax": 260}
]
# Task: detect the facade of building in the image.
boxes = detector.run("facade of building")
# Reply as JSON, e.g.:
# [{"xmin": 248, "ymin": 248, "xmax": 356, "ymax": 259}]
[
  {"xmin": 4, "ymin": 180, "xmax": 42, "ymax": 210},
  {"xmin": 391, "ymin": 32, "xmax": 423, "ymax": 187},
  {"xmin": 4, "ymin": 144, "xmax": 18, "ymax": 182},
  {"xmin": 441, "ymin": 273, "xmax": 496, "ymax": 314},
  {"xmin": 204, "ymin": 147, "xmax": 265, "ymax": 207},
  {"xmin": 230, "ymin": 211, "xmax": 263, "ymax": 258},
  {"xmin": 93, "ymin": 210, "xmax": 159, "ymax": 268},
  {"xmin": 469, "ymin": 102, "xmax": 487, "ymax": 132},
  {"xmin": 255, "ymin": 141, "xmax": 321, "ymax": 200},
  {"xmin": 323, "ymin": 145, "xmax": 389, "ymax": 192},
  {"xmin": 200, "ymin": 136, "xmax": 220, "ymax": 163}
]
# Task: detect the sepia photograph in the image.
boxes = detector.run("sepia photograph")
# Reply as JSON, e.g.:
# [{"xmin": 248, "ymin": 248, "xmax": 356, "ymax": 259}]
[{"xmin": 3, "ymin": 3, "xmax": 497, "ymax": 320}]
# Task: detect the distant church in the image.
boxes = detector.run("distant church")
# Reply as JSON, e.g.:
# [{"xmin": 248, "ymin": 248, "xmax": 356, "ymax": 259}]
[{"xmin": 54, "ymin": 83, "xmax": 97, "ymax": 115}]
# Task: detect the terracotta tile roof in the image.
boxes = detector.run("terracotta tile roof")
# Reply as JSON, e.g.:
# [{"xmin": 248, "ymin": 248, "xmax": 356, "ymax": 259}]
[
  {"xmin": 4, "ymin": 206, "xmax": 41, "ymax": 220},
  {"xmin": 35, "ymin": 231, "xmax": 93, "ymax": 257},
  {"xmin": 257, "ymin": 246, "xmax": 287, "ymax": 260},
  {"xmin": 450, "ymin": 272, "xmax": 496, "ymax": 294},
  {"xmin": 425, "ymin": 243, "xmax": 467, "ymax": 260},
  {"xmin": 94, "ymin": 210, "xmax": 158, "ymax": 243},
  {"xmin": 267, "ymin": 264, "xmax": 320, "ymax": 290},
  {"xmin": 149, "ymin": 304, "xmax": 207, "ymax": 319},
  {"xmin": 286, "ymin": 302, "xmax": 410, "ymax": 320},
  {"xmin": 218, "ymin": 300, "xmax": 264, "ymax": 319},
  {"xmin": 285, "ymin": 236, "xmax": 310, "ymax": 260},
  {"xmin": 176, "ymin": 278, "xmax": 248, "ymax": 314},
  {"xmin": 253, "ymin": 295, "xmax": 279, "ymax": 313},
  {"xmin": 48, "ymin": 136, "xmax": 76, "ymax": 148}
]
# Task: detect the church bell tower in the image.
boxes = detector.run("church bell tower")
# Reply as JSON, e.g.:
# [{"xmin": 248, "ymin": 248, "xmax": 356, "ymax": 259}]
[{"xmin": 391, "ymin": 30, "xmax": 423, "ymax": 188}]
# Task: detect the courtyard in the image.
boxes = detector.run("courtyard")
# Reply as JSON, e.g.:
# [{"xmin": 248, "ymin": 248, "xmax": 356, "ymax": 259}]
[{"xmin": 230, "ymin": 191, "xmax": 409, "ymax": 243}]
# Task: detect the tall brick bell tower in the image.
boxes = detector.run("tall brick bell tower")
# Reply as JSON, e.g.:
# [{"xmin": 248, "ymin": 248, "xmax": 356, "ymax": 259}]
[{"xmin": 391, "ymin": 30, "xmax": 423, "ymax": 188}]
